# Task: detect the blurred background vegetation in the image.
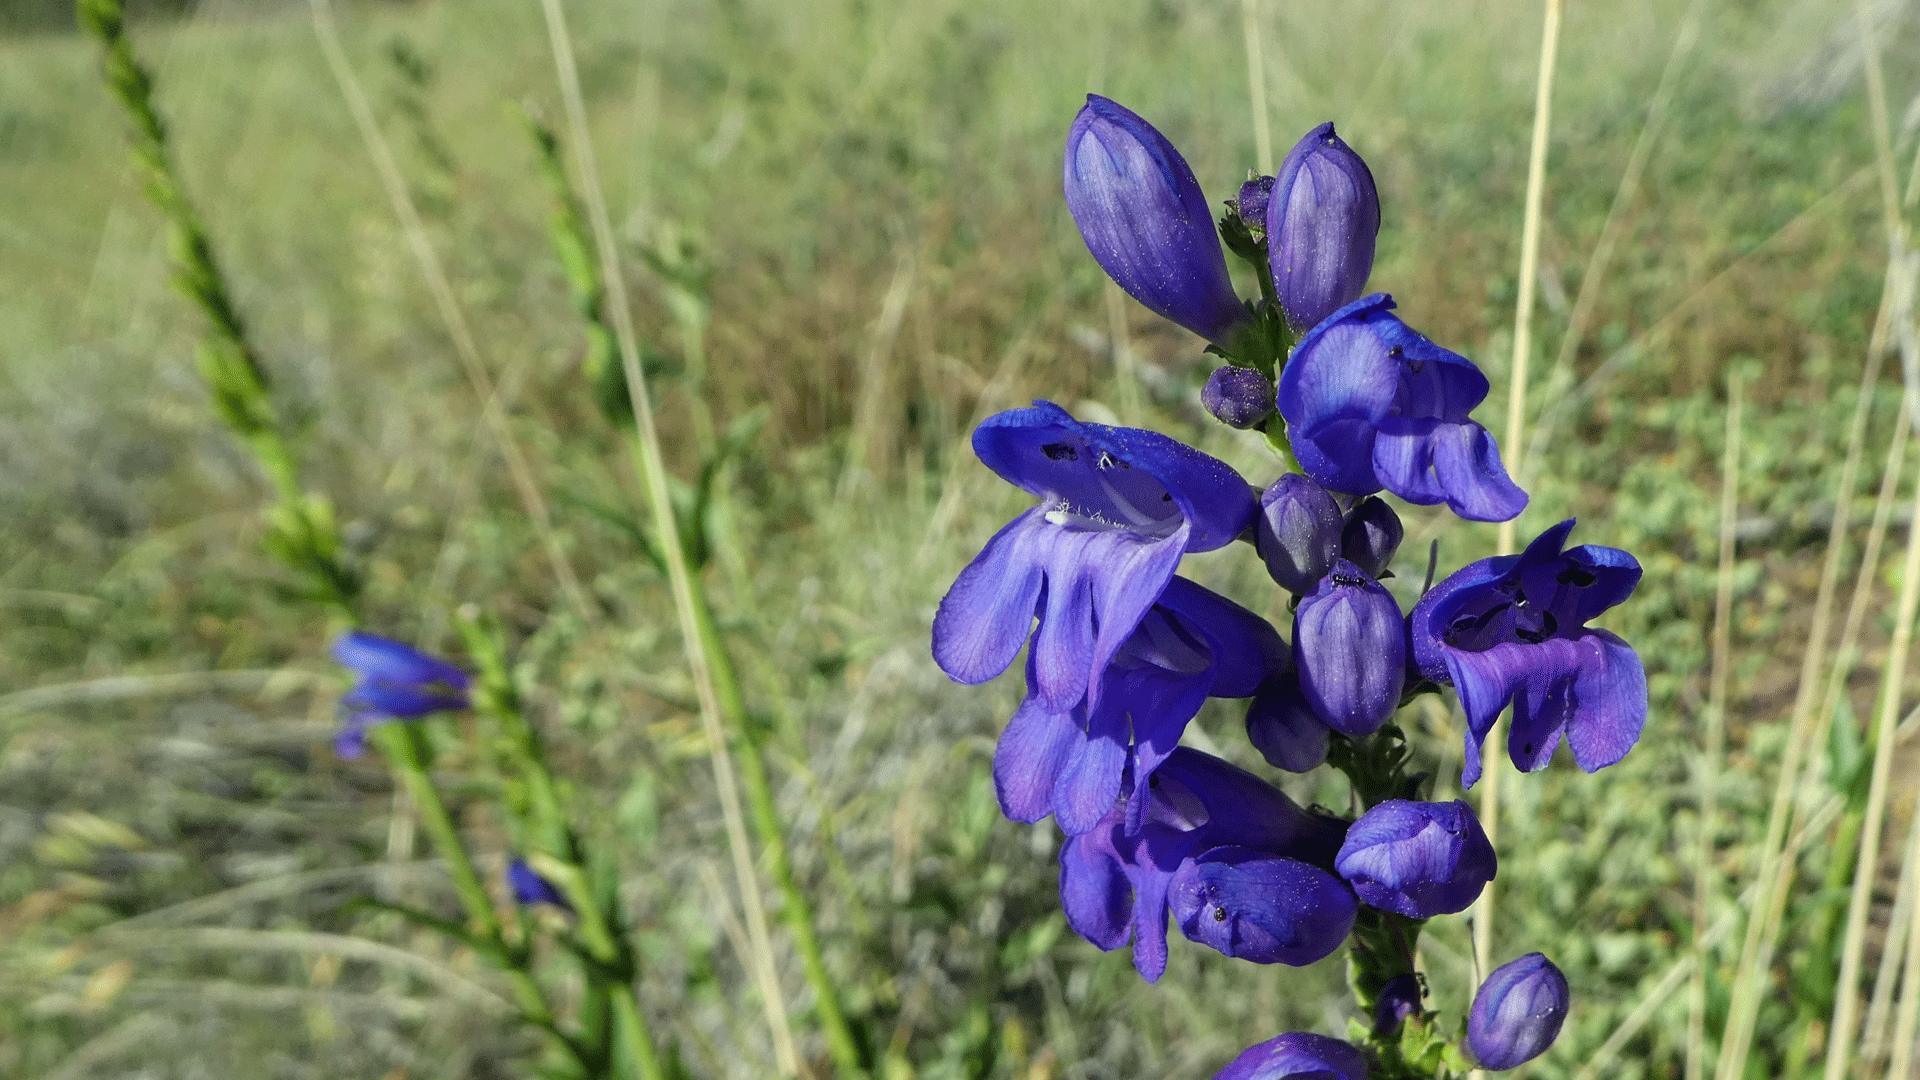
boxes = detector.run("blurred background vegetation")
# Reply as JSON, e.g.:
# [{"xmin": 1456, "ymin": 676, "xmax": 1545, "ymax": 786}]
[{"xmin": 2, "ymin": 0, "xmax": 1917, "ymax": 1076}]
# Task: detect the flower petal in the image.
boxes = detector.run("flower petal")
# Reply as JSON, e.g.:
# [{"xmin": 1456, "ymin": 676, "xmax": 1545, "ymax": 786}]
[
  {"xmin": 931, "ymin": 506, "xmax": 1050, "ymax": 686},
  {"xmin": 992, "ymin": 686, "xmax": 1081, "ymax": 824},
  {"xmin": 1060, "ymin": 823, "xmax": 1133, "ymax": 951},
  {"xmin": 1516, "ymin": 629, "xmax": 1647, "ymax": 776}
]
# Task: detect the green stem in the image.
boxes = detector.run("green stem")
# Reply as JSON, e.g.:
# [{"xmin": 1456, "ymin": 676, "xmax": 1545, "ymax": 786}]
[
  {"xmin": 684, "ymin": 566, "xmax": 867, "ymax": 1076},
  {"xmin": 369, "ymin": 723, "xmax": 592, "ymax": 1076}
]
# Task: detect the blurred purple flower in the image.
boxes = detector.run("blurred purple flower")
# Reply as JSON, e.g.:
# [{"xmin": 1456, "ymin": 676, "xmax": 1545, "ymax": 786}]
[
  {"xmin": 1277, "ymin": 294, "xmax": 1526, "ymax": 523},
  {"xmin": 507, "ymin": 858, "xmax": 572, "ymax": 912},
  {"xmin": 1410, "ymin": 520, "xmax": 1646, "ymax": 788},
  {"xmin": 1065, "ymin": 95, "xmax": 1251, "ymax": 346},
  {"xmin": 1335, "ymin": 799, "xmax": 1495, "ymax": 918},
  {"xmin": 994, "ymin": 576, "xmax": 1284, "ymax": 836},
  {"xmin": 933, "ymin": 401, "xmax": 1255, "ymax": 717},
  {"xmin": 1059, "ymin": 748, "xmax": 1353, "ymax": 982},
  {"xmin": 1245, "ymin": 670, "xmax": 1331, "ymax": 773},
  {"xmin": 330, "ymin": 631, "xmax": 470, "ymax": 758},
  {"xmin": 1267, "ymin": 122, "xmax": 1380, "ymax": 334}
]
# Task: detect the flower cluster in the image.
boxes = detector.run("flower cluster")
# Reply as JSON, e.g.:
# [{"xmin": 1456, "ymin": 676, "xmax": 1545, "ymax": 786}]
[{"xmin": 936, "ymin": 95, "xmax": 1650, "ymax": 1075}]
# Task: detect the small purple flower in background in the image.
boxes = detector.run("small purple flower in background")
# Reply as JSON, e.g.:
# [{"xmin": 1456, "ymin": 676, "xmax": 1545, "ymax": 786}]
[
  {"xmin": 932, "ymin": 401, "xmax": 1255, "ymax": 717},
  {"xmin": 1292, "ymin": 560, "xmax": 1404, "ymax": 737},
  {"xmin": 1276, "ymin": 293, "xmax": 1527, "ymax": 523},
  {"xmin": 1254, "ymin": 473, "xmax": 1344, "ymax": 595},
  {"xmin": 993, "ymin": 576, "xmax": 1284, "ymax": 836},
  {"xmin": 330, "ymin": 631, "xmax": 470, "ymax": 758},
  {"xmin": 1335, "ymin": 799, "xmax": 1495, "ymax": 917},
  {"xmin": 507, "ymin": 858, "xmax": 572, "ymax": 912},
  {"xmin": 1245, "ymin": 670, "xmax": 1331, "ymax": 772},
  {"xmin": 1203, "ymin": 365, "xmax": 1276, "ymax": 429},
  {"xmin": 1339, "ymin": 495, "xmax": 1403, "ymax": 580},
  {"xmin": 1210, "ymin": 1031, "xmax": 1370, "ymax": 1080},
  {"xmin": 1267, "ymin": 122, "xmax": 1380, "ymax": 335},
  {"xmin": 1059, "ymin": 748, "xmax": 1352, "ymax": 981},
  {"xmin": 1410, "ymin": 519, "xmax": 1647, "ymax": 787},
  {"xmin": 1064, "ymin": 95, "xmax": 1252, "ymax": 347},
  {"xmin": 1372, "ymin": 973, "xmax": 1424, "ymax": 1037},
  {"xmin": 1467, "ymin": 952, "xmax": 1569, "ymax": 1070},
  {"xmin": 1236, "ymin": 175, "xmax": 1275, "ymax": 227}
]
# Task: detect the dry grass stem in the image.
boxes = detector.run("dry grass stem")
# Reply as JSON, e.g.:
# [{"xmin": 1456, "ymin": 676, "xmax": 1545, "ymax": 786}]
[
  {"xmin": 308, "ymin": 0, "xmax": 590, "ymax": 620},
  {"xmin": 1687, "ymin": 371, "xmax": 1741, "ymax": 1080},
  {"xmin": 533, "ymin": 0, "xmax": 804, "ymax": 1072}
]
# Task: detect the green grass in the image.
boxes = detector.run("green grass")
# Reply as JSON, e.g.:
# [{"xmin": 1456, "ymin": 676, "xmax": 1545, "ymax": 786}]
[{"xmin": 2, "ymin": 0, "xmax": 1917, "ymax": 1077}]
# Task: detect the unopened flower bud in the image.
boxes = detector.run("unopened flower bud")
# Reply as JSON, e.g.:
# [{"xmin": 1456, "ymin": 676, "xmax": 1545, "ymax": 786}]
[
  {"xmin": 1335, "ymin": 799, "xmax": 1495, "ymax": 917},
  {"xmin": 1341, "ymin": 495, "xmax": 1403, "ymax": 578},
  {"xmin": 1169, "ymin": 846, "xmax": 1357, "ymax": 967},
  {"xmin": 1255, "ymin": 474, "xmax": 1343, "ymax": 594},
  {"xmin": 1245, "ymin": 674, "xmax": 1330, "ymax": 772},
  {"xmin": 1210, "ymin": 1032, "xmax": 1369, "ymax": 1080},
  {"xmin": 1065, "ymin": 95, "xmax": 1251, "ymax": 346},
  {"xmin": 1468, "ymin": 953, "xmax": 1570, "ymax": 1070},
  {"xmin": 1203, "ymin": 366, "xmax": 1276, "ymax": 429},
  {"xmin": 1237, "ymin": 175, "xmax": 1275, "ymax": 232},
  {"xmin": 1293, "ymin": 560, "xmax": 1405, "ymax": 737},
  {"xmin": 1373, "ymin": 973, "xmax": 1424, "ymax": 1037},
  {"xmin": 1267, "ymin": 122, "xmax": 1380, "ymax": 334}
]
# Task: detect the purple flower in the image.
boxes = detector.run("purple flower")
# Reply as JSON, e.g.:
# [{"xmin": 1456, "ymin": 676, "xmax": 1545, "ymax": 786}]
[
  {"xmin": 1065, "ymin": 95, "xmax": 1251, "ymax": 346},
  {"xmin": 1276, "ymin": 294, "xmax": 1527, "ymax": 523},
  {"xmin": 1410, "ymin": 520, "xmax": 1646, "ymax": 788},
  {"xmin": 1203, "ymin": 366, "xmax": 1277, "ymax": 429},
  {"xmin": 1335, "ymin": 799, "xmax": 1495, "ymax": 917},
  {"xmin": 507, "ymin": 858, "xmax": 572, "ymax": 912},
  {"xmin": 1373, "ymin": 973, "xmax": 1424, "ymax": 1037},
  {"xmin": 933, "ymin": 401, "xmax": 1256, "ymax": 718},
  {"xmin": 1245, "ymin": 671, "xmax": 1331, "ymax": 772},
  {"xmin": 994, "ymin": 576, "xmax": 1284, "ymax": 836},
  {"xmin": 1210, "ymin": 1032, "xmax": 1369, "ymax": 1080},
  {"xmin": 1254, "ymin": 474, "xmax": 1344, "ymax": 595},
  {"xmin": 1237, "ymin": 175, "xmax": 1275, "ymax": 227},
  {"xmin": 330, "ymin": 631, "xmax": 471, "ymax": 758},
  {"xmin": 1059, "ymin": 748, "xmax": 1353, "ymax": 981},
  {"xmin": 1340, "ymin": 496, "xmax": 1403, "ymax": 580},
  {"xmin": 1267, "ymin": 123, "xmax": 1380, "ymax": 334},
  {"xmin": 1468, "ymin": 953, "xmax": 1569, "ymax": 1070},
  {"xmin": 1293, "ymin": 560, "xmax": 1404, "ymax": 737}
]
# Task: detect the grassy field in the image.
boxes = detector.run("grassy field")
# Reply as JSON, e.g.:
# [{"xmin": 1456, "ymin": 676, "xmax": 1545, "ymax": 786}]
[{"xmin": 2, "ymin": 0, "xmax": 1917, "ymax": 1076}]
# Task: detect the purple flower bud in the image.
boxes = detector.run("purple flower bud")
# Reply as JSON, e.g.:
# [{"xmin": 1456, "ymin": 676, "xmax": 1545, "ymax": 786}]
[
  {"xmin": 1341, "ymin": 496, "xmax": 1403, "ymax": 579},
  {"xmin": 1169, "ymin": 845, "xmax": 1357, "ymax": 967},
  {"xmin": 1237, "ymin": 175, "xmax": 1275, "ymax": 229},
  {"xmin": 1245, "ymin": 673, "xmax": 1331, "ymax": 772},
  {"xmin": 1468, "ymin": 953, "xmax": 1569, "ymax": 1070},
  {"xmin": 1210, "ymin": 1032, "xmax": 1369, "ymax": 1080},
  {"xmin": 1293, "ymin": 561, "xmax": 1405, "ymax": 736},
  {"xmin": 1373, "ymin": 973, "xmax": 1424, "ymax": 1037},
  {"xmin": 1335, "ymin": 799, "xmax": 1495, "ymax": 917},
  {"xmin": 1267, "ymin": 123, "xmax": 1380, "ymax": 334},
  {"xmin": 1203, "ymin": 366, "xmax": 1276, "ymax": 429},
  {"xmin": 507, "ymin": 858, "xmax": 573, "ymax": 912},
  {"xmin": 1065, "ymin": 96, "xmax": 1252, "ymax": 346},
  {"xmin": 1255, "ymin": 474, "xmax": 1343, "ymax": 594}
]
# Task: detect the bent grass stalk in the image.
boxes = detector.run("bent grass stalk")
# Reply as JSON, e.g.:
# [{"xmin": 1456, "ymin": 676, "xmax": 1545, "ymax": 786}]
[
  {"xmin": 535, "ymin": 1, "xmax": 864, "ymax": 1076},
  {"xmin": 1476, "ymin": 5, "xmax": 1561, "ymax": 1055},
  {"xmin": 308, "ymin": 0, "xmax": 591, "ymax": 623},
  {"xmin": 1714, "ymin": 25, "xmax": 1911, "ymax": 1069}
]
